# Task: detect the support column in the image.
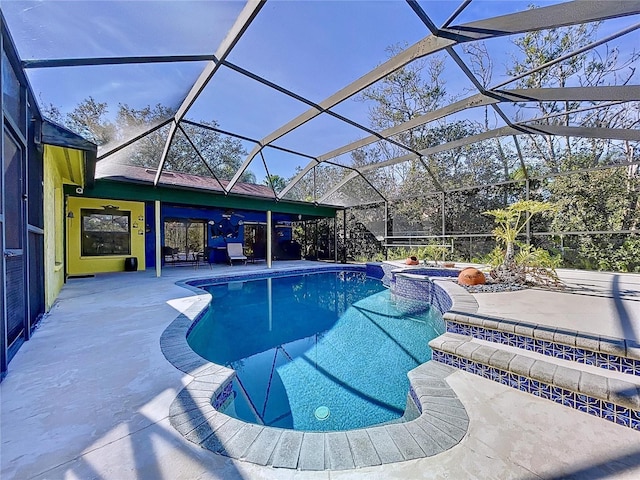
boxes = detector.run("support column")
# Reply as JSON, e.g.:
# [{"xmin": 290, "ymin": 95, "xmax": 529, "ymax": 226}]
[
  {"xmin": 342, "ymin": 209, "xmax": 347, "ymax": 264},
  {"xmin": 384, "ymin": 201, "xmax": 389, "ymax": 260},
  {"xmin": 441, "ymin": 192, "xmax": 446, "ymax": 238},
  {"xmin": 266, "ymin": 210, "xmax": 272, "ymax": 269},
  {"xmin": 525, "ymin": 179, "xmax": 531, "ymax": 246},
  {"xmin": 155, "ymin": 200, "xmax": 161, "ymax": 278},
  {"xmin": 334, "ymin": 216, "xmax": 338, "ymax": 263}
]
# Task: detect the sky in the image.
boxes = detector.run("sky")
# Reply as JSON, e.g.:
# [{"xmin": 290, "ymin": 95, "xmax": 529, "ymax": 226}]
[{"xmin": 1, "ymin": 0, "xmax": 638, "ymax": 181}]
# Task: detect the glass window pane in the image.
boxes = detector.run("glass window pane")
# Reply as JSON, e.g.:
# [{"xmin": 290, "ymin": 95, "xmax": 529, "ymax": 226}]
[
  {"xmin": 81, "ymin": 209, "xmax": 130, "ymax": 256},
  {"xmin": 4, "ymin": 129, "xmax": 23, "ymax": 248},
  {"xmin": 2, "ymin": 49, "xmax": 21, "ymax": 127}
]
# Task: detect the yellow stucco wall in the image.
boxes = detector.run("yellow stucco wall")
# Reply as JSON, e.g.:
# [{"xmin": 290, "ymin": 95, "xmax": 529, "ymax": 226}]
[
  {"xmin": 66, "ymin": 197, "xmax": 146, "ymax": 275},
  {"xmin": 43, "ymin": 148, "xmax": 66, "ymax": 311}
]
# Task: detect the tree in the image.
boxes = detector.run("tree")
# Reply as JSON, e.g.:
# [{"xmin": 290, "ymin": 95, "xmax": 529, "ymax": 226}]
[
  {"xmin": 507, "ymin": 17, "xmax": 639, "ymax": 173},
  {"xmin": 44, "ymin": 99, "xmax": 255, "ymax": 182},
  {"xmin": 483, "ymin": 200, "xmax": 557, "ymax": 283},
  {"xmin": 264, "ymin": 174, "xmax": 287, "ymax": 194}
]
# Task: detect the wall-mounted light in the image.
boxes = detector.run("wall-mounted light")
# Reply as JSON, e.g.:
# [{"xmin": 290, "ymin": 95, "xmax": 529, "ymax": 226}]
[{"xmin": 67, "ymin": 211, "xmax": 75, "ymax": 219}]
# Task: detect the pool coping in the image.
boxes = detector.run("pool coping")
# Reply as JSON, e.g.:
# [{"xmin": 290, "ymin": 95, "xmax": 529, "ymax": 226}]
[{"xmin": 160, "ymin": 264, "xmax": 479, "ymax": 471}]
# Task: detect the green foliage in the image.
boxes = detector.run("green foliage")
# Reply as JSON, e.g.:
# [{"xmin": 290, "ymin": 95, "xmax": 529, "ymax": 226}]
[
  {"xmin": 264, "ymin": 174, "xmax": 287, "ymax": 194},
  {"xmin": 484, "ymin": 200, "xmax": 557, "ymax": 248},
  {"xmin": 570, "ymin": 236, "xmax": 640, "ymax": 273},
  {"xmin": 43, "ymin": 98, "xmax": 256, "ymax": 183},
  {"xmin": 482, "ymin": 246, "xmax": 507, "ymax": 268},
  {"xmin": 483, "ymin": 200, "xmax": 559, "ymax": 284},
  {"xmin": 515, "ymin": 244, "xmax": 561, "ymax": 270}
]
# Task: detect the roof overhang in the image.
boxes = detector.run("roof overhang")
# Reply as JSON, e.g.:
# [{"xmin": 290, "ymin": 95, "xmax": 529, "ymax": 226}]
[{"xmin": 41, "ymin": 118, "xmax": 97, "ymax": 188}]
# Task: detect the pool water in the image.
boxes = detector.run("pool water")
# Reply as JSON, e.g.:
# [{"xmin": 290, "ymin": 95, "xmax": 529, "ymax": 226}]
[{"xmin": 187, "ymin": 271, "xmax": 444, "ymax": 432}]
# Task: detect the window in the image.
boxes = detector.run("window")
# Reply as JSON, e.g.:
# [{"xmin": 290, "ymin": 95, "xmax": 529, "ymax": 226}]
[
  {"xmin": 3, "ymin": 128, "xmax": 22, "ymax": 248},
  {"xmin": 164, "ymin": 219, "xmax": 205, "ymax": 258},
  {"xmin": 81, "ymin": 209, "xmax": 130, "ymax": 256},
  {"xmin": 2, "ymin": 49, "xmax": 22, "ymax": 128}
]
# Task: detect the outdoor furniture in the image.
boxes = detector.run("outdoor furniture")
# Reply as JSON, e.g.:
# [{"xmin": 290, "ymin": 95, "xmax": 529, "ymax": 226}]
[
  {"xmin": 227, "ymin": 242, "xmax": 247, "ymax": 265},
  {"xmin": 162, "ymin": 246, "xmax": 178, "ymax": 265}
]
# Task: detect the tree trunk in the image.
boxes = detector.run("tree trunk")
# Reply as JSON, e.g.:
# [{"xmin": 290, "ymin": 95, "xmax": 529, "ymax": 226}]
[
  {"xmin": 504, "ymin": 241, "xmax": 515, "ymax": 267},
  {"xmin": 493, "ymin": 240, "xmax": 525, "ymax": 284}
]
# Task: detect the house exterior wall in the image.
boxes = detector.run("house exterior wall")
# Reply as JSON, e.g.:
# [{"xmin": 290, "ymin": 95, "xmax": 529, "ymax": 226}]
[
  {"xmin": 43, "ymin": 147, "xmax": 65, "ymax": 310},
  {"xmin": 66, "ymin": 196, "xmax": 146, "ymax": 275}
]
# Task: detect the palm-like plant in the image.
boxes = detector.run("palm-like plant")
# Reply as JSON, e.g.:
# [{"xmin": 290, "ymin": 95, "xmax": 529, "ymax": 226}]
[{"xmin": 483, "ymin": 200, "xmax": 557, "ymax": 282}]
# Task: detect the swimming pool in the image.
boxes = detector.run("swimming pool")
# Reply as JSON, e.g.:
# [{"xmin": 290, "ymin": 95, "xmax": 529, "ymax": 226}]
[{"xmin": 187, "ymin": 270, "xmax": 445, "ymax": 432}]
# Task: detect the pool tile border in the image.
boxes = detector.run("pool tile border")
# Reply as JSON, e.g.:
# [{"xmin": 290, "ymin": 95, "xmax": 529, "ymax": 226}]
[
  {"xmin": 444, "ymin": 314, "xmax": 640, "ymax": 376},
  {"xmin": 432, "ymin": 350, "xmax": 640, "ymax": 431},
  {"xmin": 161, "ymin": 264, "xmax": 474, "ymax": 471}
]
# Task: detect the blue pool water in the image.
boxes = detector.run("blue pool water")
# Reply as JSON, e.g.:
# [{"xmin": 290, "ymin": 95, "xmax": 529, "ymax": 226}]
[{"xmin": 187, "ymin": 271, "xmax": 444, "ymax": 432}]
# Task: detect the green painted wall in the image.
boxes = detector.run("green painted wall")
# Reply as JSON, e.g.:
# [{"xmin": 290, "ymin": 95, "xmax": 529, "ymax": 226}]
[{"xmin": 67, "ymin": 179, "xmax": 338, "ymax": 218}]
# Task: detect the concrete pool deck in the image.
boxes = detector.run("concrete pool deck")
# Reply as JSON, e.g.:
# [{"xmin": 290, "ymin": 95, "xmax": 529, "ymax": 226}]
[{"xmin": 1, "ymin": 262, "xmax": 640, "ymax": 479}]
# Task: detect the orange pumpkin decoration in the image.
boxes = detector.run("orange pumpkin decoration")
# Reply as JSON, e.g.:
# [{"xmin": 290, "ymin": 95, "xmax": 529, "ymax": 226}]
[{"xmin": 458, "ymin": 267, "xmax": 486, "ymax": 286}]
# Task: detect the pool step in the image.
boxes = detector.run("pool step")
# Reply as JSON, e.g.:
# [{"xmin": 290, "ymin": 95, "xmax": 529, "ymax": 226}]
[
  {"xmin": 429, "ymin": 332, "xmax": 640, "ymax": 430},
  {"xmin": 442, "ymin": 311, "xmax": 640, "ymax": 376}
]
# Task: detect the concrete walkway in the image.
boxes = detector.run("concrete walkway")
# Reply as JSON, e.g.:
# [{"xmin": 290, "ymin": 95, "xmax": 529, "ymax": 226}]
[{"xmin": 1, "ymin": 263, "xmax": 639, "ymax": 479}]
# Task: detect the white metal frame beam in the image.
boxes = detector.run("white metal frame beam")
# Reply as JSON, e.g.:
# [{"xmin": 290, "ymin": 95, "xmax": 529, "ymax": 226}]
[{"xmin": 153, "ymin": 0, "xmax": 265, "ymax": 186}]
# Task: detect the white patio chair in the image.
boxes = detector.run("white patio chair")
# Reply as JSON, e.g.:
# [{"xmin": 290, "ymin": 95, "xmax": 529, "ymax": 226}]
[{"xmin": 226, "ymin": 243, "xmax": 247, "ymax": 265}]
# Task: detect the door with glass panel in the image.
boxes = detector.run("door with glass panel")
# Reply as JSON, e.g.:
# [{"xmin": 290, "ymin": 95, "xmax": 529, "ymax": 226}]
[
  {"xmin": 3, "ymin": 128, "xmax": 25, "ymax": 352},
  {"xmin": 163, "ymin": 219, "xmax": 206, "ymax": 264}
]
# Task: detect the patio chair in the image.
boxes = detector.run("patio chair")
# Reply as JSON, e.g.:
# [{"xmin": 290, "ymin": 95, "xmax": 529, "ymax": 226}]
[{"xmin": 227, "ymin": 242, "xmax": 247, "ymax": 265}]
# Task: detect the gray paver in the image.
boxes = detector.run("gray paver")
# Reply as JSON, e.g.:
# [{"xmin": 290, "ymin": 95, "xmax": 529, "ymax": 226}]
[
  {"xmin": 404, "ymin": 421, "xmax": 441, "ymax": 457},
  {"xmin": 384, "ymin": 424, "xmax": 425, "ymax": 461},
  {"xmin": 170, "ymin": 406, "xmax": 214, "ymax": 429},
  {"xmin": 625, "ymin": 339, "xmax": 640, "ymax": 360},
  {"xmin": 470, "ymin": 345, "xmax": 495, "ymax": 364},
  {"xmin": 220, "ymin": 423, "xmax": 264, "ymax": 458},
  {"xmin": 578, "ymin": 371, "xmax": 608, "ymax": 401},
  {"xmin": 607, "ymin": 378, "xmax": 640, "ymax": 410},
  {"xmin": 497, "ymin": 320, "xmax": 518, "ymax": 333},
  {"xmin": 508, "ymin": 355, "xmax": 536, "ymax": 377},
  {"xmin": 173, "ymin": 356, "xmax": 208, "ymax": 373},
  {"xmin": 514, "ymin": 323, "xmax": 535, "ymax": 337},
  {"xmin": 553, "ymin": 365, "xmax": 580, "ymax": 391},
  {"xmin": 532, "ymin": 326, "xmax": 556, "ymax": 341},
  {"xmin": 422, "ymin": 413, "xmax": 466, "ymax": 442},
  {"xmin": 530, "ymin": 360, "xmax": 557, "ymax": 384},
  {"xmin": 201, "ymin": 417, "xmax": 245, "ymax": 453},
  {"xmin": 482, "ymin": 318, "xmax": 500, "ymax": 330},
  {"xmin": 423, "ymin": 401, "xmax": 468, "ymax": 420},
  {"xmin": 414, "ymin": 417, "xmax": 457, "ymax": 450},
  {"xmin": 488, "ymin": 349, "xmax": 516, "ymax": 371},
  {"xmin": 428, "ymin": 408, "xmax": 469, "ymax": 431},
  {"xmin": 184, "ymin": 416, "xmax": 216, "ymax": 444},
  {"xmin": 366, "ymin": 426, "xmax": 404, "ymax": 464},
  {"xmin": 574, "ymin": 333, "xmax": 600, "ymax": 352},
  {"xmin": 455, "ymin": 341, "xmax": 481, "ymax": 358},
  {"xmin": 325, "ymin": 431, "xmax": 355, "ymax": 470},
  {"xmin": 599, "ymin": 335, "xmax": 627, "ymax": 357},
  {"xmin": 298, "ymin": 433, "xmax": 325, "ymax": 471},
  {"xmin": 346, "ymin": 430, "xmax": 381, "ymax": 468},
  {"xmin": 243, "ymin": 427, "xmax": 283, "ymax": 466},
  {"xmin": 271, "ymin": 430, "xmax": 304, "ymax": 469},
  {"xmin": 169, "ymin": 394, "xmax": 208, "ymax": 416},
  {"xmin": 417, "ymin": 386, "xmax": 457, "ymax": 399},
  {"xmin": 553, "ymin": 328, "xmax": 577, "ymax": 346}
]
